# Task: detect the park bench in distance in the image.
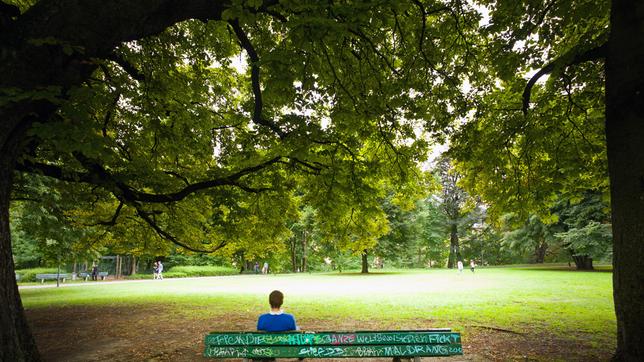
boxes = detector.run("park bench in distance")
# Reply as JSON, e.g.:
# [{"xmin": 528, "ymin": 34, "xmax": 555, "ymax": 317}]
[
  {"xmin": 78, "ymin": 271, "xmax": 109, "ymax": 281},
  {"xmin": 204, "ymin": 329, "xmax": 462, "ymax": 361},
  {"xmin": 35, "ymin": 273, "xmax": 69, "ymax": 283}
]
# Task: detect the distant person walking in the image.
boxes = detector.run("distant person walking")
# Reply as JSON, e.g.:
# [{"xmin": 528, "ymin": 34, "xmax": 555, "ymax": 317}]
[
  {"xmin": 254, "ymin": 262, "xmax": 260, "ymax": 274},
  {"xmin": 470, "ymin": 259, "xmax": 476, "ymax": 273},
  {"xmin": 153, "ymin": 261, "xmax": 159, "ymax": 279},
  {"xmin": 262, "ymin": 262, "xmax": 269, "ymax": 275},
  {"xmin": 457, "ymin": 260, "xmax": 463, "ymax": 273},
  {"xmin": 156, "ymin": 261, "xmax": 164, "ymax": 280}
]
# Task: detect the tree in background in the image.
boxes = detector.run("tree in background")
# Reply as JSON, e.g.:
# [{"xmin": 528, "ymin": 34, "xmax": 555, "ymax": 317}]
[
  {"xmin": 408, "ymin": 195, "xmax": 449, "ymax": 268},
  {"xmin": 499, "ymin": 213, "xmax": 561, "ymax": 264},
  {"xmin": 435, "ymin": 157, "xmax": 475, "ymax": 268},
  {"xmin": 555, "ymin": 192, "xmax": 612, "ymax": 270}
]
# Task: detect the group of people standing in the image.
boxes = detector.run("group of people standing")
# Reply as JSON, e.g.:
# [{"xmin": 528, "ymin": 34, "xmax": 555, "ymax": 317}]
[
  {"xmin": 253, "ymin": 261, "xmax": 270, "ymax": 274},
  {"xmin": 457, "ymin": 259, "xmax": 476, "ymax": 273},
  {"xmin": 152, "ymin": 260, "xmax": 163, "ymax": 280}
]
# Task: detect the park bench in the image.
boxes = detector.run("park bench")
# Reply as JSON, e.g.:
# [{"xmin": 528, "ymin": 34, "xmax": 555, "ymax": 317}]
[
  {"xmin": 36, "ymin": 273, "xmax": 69, "ymax": 283},
  {"xmin": 203, "ymin": 329, "xmax": 462, "ymax": 361},
  {"xmin": 78, "ymin": 271, "xmax": 109, "ymax": 280}
]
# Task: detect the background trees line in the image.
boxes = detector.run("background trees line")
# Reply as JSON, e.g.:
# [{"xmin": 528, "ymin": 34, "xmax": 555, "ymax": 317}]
[{"xmin": 11, "ymin": 157, "xmax": 612, "ymax": 274}]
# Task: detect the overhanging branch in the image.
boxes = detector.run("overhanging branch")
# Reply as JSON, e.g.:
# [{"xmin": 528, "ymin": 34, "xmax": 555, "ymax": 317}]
[
  {"xmin": 229, "ymin": 19, "xmax": 287, "ymax": 138},
  {"xmin": 135, "ymin": 205, "xmax": 227, "ymax": 253},
  {"xmin": 17, "ymin": 154, "xmax": 283, "ymax": 203},
  {"xmin": 522, "ymin": 42, "xmax": 607, "ymax": 115},
  {"xmin": 106, "ymin": 52, "xmax": 145, "ymax": 82}
]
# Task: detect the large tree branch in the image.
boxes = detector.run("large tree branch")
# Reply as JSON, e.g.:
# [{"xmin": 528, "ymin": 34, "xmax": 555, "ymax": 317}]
[
  {"xmin": 16, "ymin": 154, "xmax": 283, "ymax": 203},
  {"xmin": 229, "ymin": 19, "xmax": 287, "ymax": 138},
  {"xmin": 92, "ymin": 200, "xmax": 124, "ymax": 226},
  {"xmin": 135, "ymin": 205, "xmax": 227, "ymax": 253},
  {"xmin": 106, "ymin": 52, "xmax": 145, "ymax": 82},
  {"xmin": 522, "ymin": 42, "xmax": 607, "ymax": 115}
]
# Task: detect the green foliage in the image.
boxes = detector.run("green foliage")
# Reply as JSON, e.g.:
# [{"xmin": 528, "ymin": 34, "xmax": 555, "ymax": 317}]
[
  {"xmin": 555, "ymin": 193, "xmax": 612, "ymax": 260},
  {"xmin": 167, "ymin": 265, "xmax": 237, "ymax": 277},
  {"xmin": 14, "ymin": 268, "xmax": 59, "ymax": 283},
  {"xmin": 451, "ymin": 0, "xmax": 609, "ymax": 222},
  {"xmin": 8, "ymin": 0, "xmax": 482, "ymax": 269}
]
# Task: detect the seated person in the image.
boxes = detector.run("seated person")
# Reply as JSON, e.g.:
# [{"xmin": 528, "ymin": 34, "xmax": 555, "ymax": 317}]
[{"xmin": 257, "ymin": 290, "xmax": 298, "ymax": 332}]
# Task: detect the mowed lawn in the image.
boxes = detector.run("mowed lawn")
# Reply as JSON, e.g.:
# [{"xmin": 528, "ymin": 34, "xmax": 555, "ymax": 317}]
[{"xmin": 20, "ymin": 267, "xmax": 616, "ymax": 361}]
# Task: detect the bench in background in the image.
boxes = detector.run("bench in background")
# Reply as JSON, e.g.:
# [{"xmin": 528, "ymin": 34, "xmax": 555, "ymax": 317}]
[
  {"xmin": 204, "ymin": 329, "xmax": 462, "ymax": 361},
  {"xmin": 35, "ymin": 273, "xmax": 69, "ymax": 283},
  {"xmin": 78, "ymin": 271, "xmax": 109, "ymax": 281}
]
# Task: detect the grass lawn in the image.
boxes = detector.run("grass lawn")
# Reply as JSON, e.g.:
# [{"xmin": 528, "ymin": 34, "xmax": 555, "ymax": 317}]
[{"xmin": 20, "ymin": 266, "xmax": 616, "ymax": 361}]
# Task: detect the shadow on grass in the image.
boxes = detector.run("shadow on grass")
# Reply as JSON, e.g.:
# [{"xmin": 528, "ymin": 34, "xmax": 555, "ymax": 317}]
[{"xmin": 508, "ymin": 264, "xmax": 613, "ymax": 273}]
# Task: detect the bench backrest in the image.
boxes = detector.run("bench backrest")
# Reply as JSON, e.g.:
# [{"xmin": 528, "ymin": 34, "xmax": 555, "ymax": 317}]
[
  {"xmin": 36, "ymin": 273, "xmax": 69, "ymax": 279},
  {"xmin": 204, "ymin": 330, "xmax": 462, "ymax": 359}
]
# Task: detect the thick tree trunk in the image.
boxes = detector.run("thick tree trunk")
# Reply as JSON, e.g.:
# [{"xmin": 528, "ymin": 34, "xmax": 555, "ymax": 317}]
[
  {"xmin": 361, "ymin": 250, "xmax": 369, "ymax": 274},
  {"xmin": 607, "ymin": 1, "xmax": 644, "ymax": 359},
  {"xmin": 572, "ymin": 255, "xmax": 594, "ymax": 270},
  {"xmin": 534, "ymin": 240, "xmax": 547, "ymax": 264},
  {"xmin": 447, "ymin": 224, "xmax": 460, "ymax": 268},
  {"xmin": 0, "ymin": 139, "xmax": 41, "ymax": 361},
  {"xmin": 301, "ymin": 231, "xmax": 307, "ymax": 273}
]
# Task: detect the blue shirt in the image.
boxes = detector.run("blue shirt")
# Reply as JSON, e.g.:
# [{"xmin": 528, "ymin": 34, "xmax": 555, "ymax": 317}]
[{"xmin": 257, "ymin": 312, "xmax": 297, "ymax": 332}]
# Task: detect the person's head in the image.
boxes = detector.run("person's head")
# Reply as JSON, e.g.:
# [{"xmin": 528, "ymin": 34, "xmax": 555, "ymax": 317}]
[{"xmin": 269, "ymin": 290, "xmax": 284, "ymax": 309}]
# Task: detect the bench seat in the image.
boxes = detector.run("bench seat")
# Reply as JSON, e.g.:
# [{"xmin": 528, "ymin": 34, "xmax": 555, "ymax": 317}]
[
  {"xmin": 78, "ymin": 271, "xmax": 109, "ymax": 280},
  {"xmin": 204, "ymin": 330, "xmax": 462, "ymax": 360},
  {"xmin": 36, "ymin": 273, "xmax": 69, "ymax": 283}
]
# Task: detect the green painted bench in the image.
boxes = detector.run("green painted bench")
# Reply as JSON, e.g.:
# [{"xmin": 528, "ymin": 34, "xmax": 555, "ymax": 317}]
[
  {"xmin": 35, "ymin": 273, "xmax": 69, "ymax": 283},
  {"xmin": 204, "ymin": 329, "xmax": 462, "ymax": 361}
]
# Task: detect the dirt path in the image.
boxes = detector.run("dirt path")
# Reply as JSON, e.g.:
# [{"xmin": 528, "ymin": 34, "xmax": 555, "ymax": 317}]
[{"xmin": 26, "ymin": 306, "xmax": 611, "ymax": 362}]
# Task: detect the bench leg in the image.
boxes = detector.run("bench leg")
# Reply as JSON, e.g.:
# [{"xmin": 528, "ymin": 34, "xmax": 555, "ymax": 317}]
[{"xmin": 414, "ymin": 357, "xmax": 421, "ymax": 362}]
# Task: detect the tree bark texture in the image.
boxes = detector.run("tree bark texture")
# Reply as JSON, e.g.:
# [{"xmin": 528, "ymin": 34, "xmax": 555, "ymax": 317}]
[
  {"xmin": 606, "ymin": 1, "xmax": 644, "ymax": 360},
  {"xmin": 572, "ymin": 255, "xmax": 594, "ymax": 270},
  {"xmin": 0, "ymin": 128, "xmax": 41, "ymax": 361}
]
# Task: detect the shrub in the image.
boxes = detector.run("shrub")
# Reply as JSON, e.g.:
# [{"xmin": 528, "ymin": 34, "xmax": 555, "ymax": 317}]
[
  {"xmin": 15, "ymin": 268, "xmax": 59, "ymax": 283},
  {"xmin": 167, "ymin": 265, "xmax": 237, "ymax": 277}
]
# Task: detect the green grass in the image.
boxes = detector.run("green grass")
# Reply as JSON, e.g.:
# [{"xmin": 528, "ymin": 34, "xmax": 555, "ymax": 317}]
[{"xmin": 19, "ymin": 266, "xmax": 615, "ymax": 346}]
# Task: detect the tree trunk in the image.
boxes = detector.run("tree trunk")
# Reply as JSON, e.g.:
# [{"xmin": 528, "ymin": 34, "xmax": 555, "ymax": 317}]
[
  {"xmin": 606, "ymin": 2, "xmax": 644, "ymax": 359},
  {"xmin": 290, "ymin": 239, "xmax": 297, "ymax": 272},
  {"xmin": 301, "ymin": 231, "xmax": 307, "ymax": 273},
  {"xmin": 361, "ymin": 250, "xmax": 369, "ymax": 274},
  {"xmin": 131, "ymin": 255, "xmax": 137, "ymax": 275},
  {"xmin": 447, "ymin": 223, "xmax": 460, "ymax": 268},
  {"xmin": 572, "ymin": 255, "xmax": 594, "ymax": 270},
  {"xmin": 534, "ymin": 240, "xmax": 547, "ymax": 263},
  {"xmin": 0, "ymin": 139, "xmax": 41, "ymax": 361}
]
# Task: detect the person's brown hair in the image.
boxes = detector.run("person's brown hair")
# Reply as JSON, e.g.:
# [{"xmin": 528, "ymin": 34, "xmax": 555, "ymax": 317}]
[{"xmin": 269, "ymin": 290, "xmax": 284, "ymax": 309}]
